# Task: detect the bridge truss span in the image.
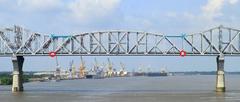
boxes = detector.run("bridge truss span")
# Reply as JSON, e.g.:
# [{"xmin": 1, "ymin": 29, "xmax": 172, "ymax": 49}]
[{"xmin": 0, "ymin": 25, "xmax": 240, "ymax": 56}]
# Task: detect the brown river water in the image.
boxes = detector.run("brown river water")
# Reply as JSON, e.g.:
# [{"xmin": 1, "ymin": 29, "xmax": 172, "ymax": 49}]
[{"xmin": 0, "ymin": 75, "xmax": 240, "ymax": 102}]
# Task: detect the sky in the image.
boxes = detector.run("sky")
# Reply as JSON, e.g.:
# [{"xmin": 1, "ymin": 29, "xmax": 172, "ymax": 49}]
[{"xmin": 0, "ymin": 0, "xmax": 240, "ymax": 72}]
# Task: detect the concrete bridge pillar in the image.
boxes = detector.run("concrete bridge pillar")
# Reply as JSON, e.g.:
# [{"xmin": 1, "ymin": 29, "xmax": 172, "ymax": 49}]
[
  {"xmin": 11, "ymin": 56, "xmax": 24, "ymax": 92},
  {"xmin": 216, "ymin": 55, "xmax": 225, "ymax": 92}
]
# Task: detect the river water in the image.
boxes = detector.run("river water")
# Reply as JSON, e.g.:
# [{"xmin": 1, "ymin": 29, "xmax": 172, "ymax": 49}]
[{"xmin": 0, "ymin": 75, "xmax": 240, "ymax": 102}]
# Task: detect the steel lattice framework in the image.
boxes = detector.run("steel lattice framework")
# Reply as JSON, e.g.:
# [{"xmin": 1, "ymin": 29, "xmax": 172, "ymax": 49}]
[{"xmin": 0, "ymin": 25, "xmax": 240, "ymax": 56}]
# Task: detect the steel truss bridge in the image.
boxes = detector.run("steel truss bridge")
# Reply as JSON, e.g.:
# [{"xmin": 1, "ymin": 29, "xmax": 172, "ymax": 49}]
[
  {"xmin": 0, "ymin": 25, "xmax": 240, "ymax": 56},
  {"xmin": 0, "ymin": 25, "xmax": 239, "ymax": 92}
]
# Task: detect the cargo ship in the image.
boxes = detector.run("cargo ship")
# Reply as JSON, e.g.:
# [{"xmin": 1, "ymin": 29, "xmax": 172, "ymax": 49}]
[
  {"xmin": 147, "ymin": 68, "xmax": 168, "ymax": 77},
  {"xmin": 86, "ymin": 67, "xmax": 105, "ymax": 79},
  {"xmin": 85, "ymin": 71, "xmax": 97, "ymax": 79},
  {"xmin": 147, "ymin": 72, "xmax": 167, "ymax": 77}
]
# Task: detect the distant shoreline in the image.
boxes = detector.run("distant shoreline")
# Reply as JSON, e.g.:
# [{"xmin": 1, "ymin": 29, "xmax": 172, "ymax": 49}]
[{"xmin": 1, "ymin": 71, "xmax": 240, "ymax": 76}]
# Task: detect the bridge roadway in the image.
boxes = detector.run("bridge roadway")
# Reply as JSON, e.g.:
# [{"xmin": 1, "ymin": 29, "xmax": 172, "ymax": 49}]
[{"xmin": 0, "ymin": 25, "xmax": 240, "ymax": 92}]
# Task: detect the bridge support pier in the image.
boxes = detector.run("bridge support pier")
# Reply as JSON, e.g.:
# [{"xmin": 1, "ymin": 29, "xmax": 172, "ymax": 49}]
[
  {"xmin": 216, "ymin": 55, "xmax": 225, "ymax": 92},
  {"xmin": 11, "ymin": 56, "xmax": 24, "ymax": 92}
]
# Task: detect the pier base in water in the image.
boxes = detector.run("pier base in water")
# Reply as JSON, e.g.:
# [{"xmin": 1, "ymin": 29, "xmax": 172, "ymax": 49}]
[
  {"xmin": 216, "ymin": 55, "xmax": 225, "ymax": 92},
  {"xmin": 12, "ymin": 56, "xmax": 24, "ymax": 92}
]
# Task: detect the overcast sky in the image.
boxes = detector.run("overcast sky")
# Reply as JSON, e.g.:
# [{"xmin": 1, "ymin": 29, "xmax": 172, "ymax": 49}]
[{"xmin": 0, "ymin": 0, "xmax": 240, "ymax": 72}]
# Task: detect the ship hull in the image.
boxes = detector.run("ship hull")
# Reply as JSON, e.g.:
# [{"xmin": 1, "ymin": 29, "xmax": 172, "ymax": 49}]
[{"xmin": 147, "ymin": 72, "xmax": 167, "ymax": 77}]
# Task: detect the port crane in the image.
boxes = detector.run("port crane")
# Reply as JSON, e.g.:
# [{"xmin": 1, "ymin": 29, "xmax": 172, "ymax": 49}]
[
  {"xmin": 54, "ymin": 56, "xmax": 61, "ymax": 79},
  {"xmin": 79, "ymin": 56, "xmax": 86, "ymax": 78},
  {"xmin": 94, "ymin": 58, "xmax": 99, "ymax": 71},
  {"xmin": 69, "ymin": 60, "xmax": 76, "ymax": 78},
  {"xmin": 119, "ymin": 62, "xmax": 126, "ymax": 77},
  {"xmin": 106, "ymin": 58, "xmax": 114, "ymax": 77}
]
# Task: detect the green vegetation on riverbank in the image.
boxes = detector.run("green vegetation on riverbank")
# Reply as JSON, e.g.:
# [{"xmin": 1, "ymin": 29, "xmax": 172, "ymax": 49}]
[
  {"xmin": 0, "ymin": 74, "xmax": 12, "ymax": 85},
  {"xmin": 0, "ymin": 73, "xmax": 38, "ymax": 85}
]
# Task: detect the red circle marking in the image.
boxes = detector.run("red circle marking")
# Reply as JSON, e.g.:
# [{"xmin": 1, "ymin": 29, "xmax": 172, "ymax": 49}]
[
  {"xmin": 180, "ymin": 50, "xmax": 186, "ymax": 57},
  {"xmin": 49, "ymin": 51, "xmax": 56, "ymax": 58}
]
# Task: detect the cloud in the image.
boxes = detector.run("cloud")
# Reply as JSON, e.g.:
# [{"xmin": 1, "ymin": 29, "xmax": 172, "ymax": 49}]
[
  {"xmin": 201, "ymin": 0, "xmax": 239, "ymax": 20},
  {"xmin": 68, "ymin": 0, "xmax": 121, "ymax": 22},
  {"xmin": 202, "ymin": 0, "xmax": 225, "ymax": 20},
  {"xmin": 156, "ymin": 0, "xmax": 240, "ymax": 33},
  {"xmin": 166, "ymin": 12, "xmax": 177, "ymax": 18},
  {"xmin": 17, "ymin": 0, "xmax": 62, "ymax": 11},
  {"xmin": 0, "ymin": 0, "xmax": 6, "ymax": 3},
  {"xmin": 228, "ymin": 0, "xmax": 239, "ymax": 4}
]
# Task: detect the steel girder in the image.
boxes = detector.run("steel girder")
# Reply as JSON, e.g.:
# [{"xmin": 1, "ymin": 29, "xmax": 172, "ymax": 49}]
[{"xmin": 0, "ymin": 25, "xmax": 240, "ymax": 56}]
